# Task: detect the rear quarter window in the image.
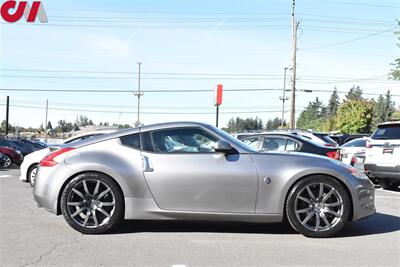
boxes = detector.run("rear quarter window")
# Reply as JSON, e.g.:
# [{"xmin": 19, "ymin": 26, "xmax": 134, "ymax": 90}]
[{"xmin": 120, "ymin": 133, "xmax": 141, "ymax": 149}]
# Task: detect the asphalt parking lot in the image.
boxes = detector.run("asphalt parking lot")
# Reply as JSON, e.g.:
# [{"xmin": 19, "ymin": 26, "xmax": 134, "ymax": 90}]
[{"xmin": 0, "ymin": 168, "xmax": 399, "ymax": 267}]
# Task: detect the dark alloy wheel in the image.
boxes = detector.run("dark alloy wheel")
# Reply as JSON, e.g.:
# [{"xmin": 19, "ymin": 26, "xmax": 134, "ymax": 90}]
[
  {"xmin": 61, "ymin": 172, "xmax": 124, "ymax": 234},
  {"xmin": 286, "ymin": 176, "xmax": 350, "ymax": 238},
  {"xmin": 28, "ymin": 164, "xmax": 38, "ymax": 187},
  {"xmin": 3, "ymin": 155, "xmax": 12, "ymax": 168}
]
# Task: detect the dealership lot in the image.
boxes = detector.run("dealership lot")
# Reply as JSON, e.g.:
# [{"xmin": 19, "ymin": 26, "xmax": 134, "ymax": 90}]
[{"xmin": 0, "ymin": 168, "xmax": 399, "ymax": 267}]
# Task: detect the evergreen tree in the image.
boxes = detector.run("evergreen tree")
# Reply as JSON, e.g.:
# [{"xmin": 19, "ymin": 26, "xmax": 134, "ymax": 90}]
[
  {"xmin": 328, "ymin": 88, "xmax": 340, "ymax": 117},
  {"xmin": 372, "ymin": 90, "xmax": 396, "ymax": 127},
  {"xmin": 345, "ymin": 86, "xmax": 363, "ymax": 101}
]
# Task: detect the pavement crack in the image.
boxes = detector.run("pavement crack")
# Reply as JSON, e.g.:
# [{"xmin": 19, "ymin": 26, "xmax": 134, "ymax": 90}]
[{"xmin": 19, "ymin": 237, "xmax": 80, "ymax": 267}]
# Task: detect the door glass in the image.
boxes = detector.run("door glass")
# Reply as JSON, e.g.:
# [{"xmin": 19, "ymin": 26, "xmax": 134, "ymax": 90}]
[
  {"xmin": 242, "ymin": 137, "xmax": 260, "ymax": 150},
  {"xmin": 152, "ymin": 128, "xmax": 218, "ymax": 153},
  {"xmin": 262, "ymin": 137, "xmax": 287, "ymax": 151},
  {"xmin": 286, "ymin": 139, "xmax": 300, "ymax": 151}
]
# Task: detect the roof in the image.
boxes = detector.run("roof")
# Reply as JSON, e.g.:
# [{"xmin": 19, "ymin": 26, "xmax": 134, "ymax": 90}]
[{"xmin": 377, "ymin": 121, "xmax": 400, "ymax": 126}]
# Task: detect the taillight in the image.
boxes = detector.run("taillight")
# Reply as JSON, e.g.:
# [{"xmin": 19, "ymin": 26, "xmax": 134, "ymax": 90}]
[
  {"xmin": 326, "ymin": 151, "xmax": 340, "ymax": 160},
  {"xmin": 40, "ymin": 148, "xmax": 75, "ymax": 167}
]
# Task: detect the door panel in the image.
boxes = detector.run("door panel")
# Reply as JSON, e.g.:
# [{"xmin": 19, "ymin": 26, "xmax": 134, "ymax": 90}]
[{"xmin": 141, "ymin": 152, "xmax": 258, "ymax": 213}]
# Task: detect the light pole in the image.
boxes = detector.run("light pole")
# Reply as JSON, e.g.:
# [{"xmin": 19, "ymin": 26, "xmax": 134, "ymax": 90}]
[
  {"xmin": 279, "ymin": 67, "xmax": 290, "ymax": 127},
  {"xmin": 134, "ymin": 62, "xmax": 143, "ymax": 127}
]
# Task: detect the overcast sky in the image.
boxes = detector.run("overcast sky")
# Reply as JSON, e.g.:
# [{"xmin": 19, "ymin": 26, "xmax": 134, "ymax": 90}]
[{"xmin": 1, "ymin": 0, "xmax": 399, "ymax": 129}]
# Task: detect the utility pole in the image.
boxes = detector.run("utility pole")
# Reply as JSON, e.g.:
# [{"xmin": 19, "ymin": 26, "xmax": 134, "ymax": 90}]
[
  {"xmin": 134, "ymin": 62, "xmax": 143, "ymax": 127},
  {"xmin": 5, "ymin": 96, "xmax": 9, "ymax": 135},
  {"xmin": 45, "ymin": 99, "xmax": 48, "ymax": 136},
  {"xmin": 279, "ymin": 67, "xmax": 290, "ymax": 127},
  {"xmin": 290, "ymin": 0, "xmax": 299, "ymax": 129}
]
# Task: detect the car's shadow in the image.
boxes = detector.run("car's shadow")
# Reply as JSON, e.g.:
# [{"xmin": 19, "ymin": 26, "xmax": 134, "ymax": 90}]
[{"xmin": 107, "ymin": 212, "xmax": 400, "ymax": 237}]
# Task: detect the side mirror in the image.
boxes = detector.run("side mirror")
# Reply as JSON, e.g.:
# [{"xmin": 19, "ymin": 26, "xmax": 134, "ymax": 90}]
[{"xmin": 214, "ymin": 140, "xmax": 233, "ymax": 153}]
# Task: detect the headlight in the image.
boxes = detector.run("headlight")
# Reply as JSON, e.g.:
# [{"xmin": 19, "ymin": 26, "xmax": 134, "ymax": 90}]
[{"xmin": 16, "ymin": 150, "xmax": 22, "ymax": 155}]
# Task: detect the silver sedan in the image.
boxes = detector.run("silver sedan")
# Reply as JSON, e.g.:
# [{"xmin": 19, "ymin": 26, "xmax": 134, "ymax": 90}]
[{"xmin": 33, "ymin": 122, "xmax": 375, "ymax": 237}]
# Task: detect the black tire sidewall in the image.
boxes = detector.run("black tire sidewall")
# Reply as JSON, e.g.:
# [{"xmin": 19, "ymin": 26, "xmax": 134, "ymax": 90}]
[
  {"xmin": 28, "ymin": 164, "xmax": 38, "ymax": 187},
  {"xmin": 286, "ymin": 175, "xmax": 351, "ymax": 238},
  {"xmin": 3, "ymin": 155, "xmax": 12, "ymax": 168},
  {"xmin": 60, "ymin": 172, "xmax": 124, "ymax": 234}
]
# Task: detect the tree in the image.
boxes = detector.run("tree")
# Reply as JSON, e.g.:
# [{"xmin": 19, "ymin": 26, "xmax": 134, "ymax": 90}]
[
  {"xmin": 335, "ymin": 100, "xmax": 373, "ymax": 134},
  {"xmin": 297, "ymin": 97, "xmax": 327, "ymax": 130},
  {"xmin": 372, "ymin": 90, "xmax": 396, "ymax": 128},
  {"xmin": 345, "ymin": 86, "xmax": 363, "ymax": 101},
  {"xmin": 46, "ymin": 121, "xmax": 53, "ymax": 131},
  {"xmin": 389, "ymin": 21, "xmax": 400, "ymax": 80},
  {"xmin": 328, "ymin": 88, "xmax": 340, "ymax": 117},
  {"xmin": 265, "ymin": 117, "xmax": 286, "ymax": 130},
  {"xmin": 0, "ymin": 120, "xmax": 15, "ymax": 134},
  {"xmin": 226, "ymin": 117, "xmax": 263, "ymax": 132}
]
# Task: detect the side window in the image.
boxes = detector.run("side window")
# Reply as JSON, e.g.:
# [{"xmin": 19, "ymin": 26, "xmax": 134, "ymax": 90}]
[
  {"xmin": 243, "ymin": 137, "xmax": 260, "ymax": 150},
  {"xmin": 262, "ymin": 137, "xmax": 287, "ymax": 151},
  {"xmin": 120, "ymin": 133, "xmax": 141, "ymax": 149},
  {"xmin": 151, "ymin": 128, "xmax": 218, "ymax": 153},
  {"xmin": 141, "ymin": 131, "xmax": 154, "ymax": 152},
  {"xmin": 286, "ymin": 139, "xmax": 300, "ymax": 151}
]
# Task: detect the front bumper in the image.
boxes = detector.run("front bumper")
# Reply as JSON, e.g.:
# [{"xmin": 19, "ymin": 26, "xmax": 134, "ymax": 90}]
[
  {"xmin": 364, "ymin": 164, "xmax": 400, "ymax": 180},
  {"xmin": 350, "ymin": 176, "xmax": 376, "ymax": 221}
]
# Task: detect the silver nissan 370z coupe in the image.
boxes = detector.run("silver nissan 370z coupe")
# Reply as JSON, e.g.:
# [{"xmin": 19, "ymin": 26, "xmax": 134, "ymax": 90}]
[{"xmin": 33, "ymin": 122, "xmax": 375, "ymax": 237}]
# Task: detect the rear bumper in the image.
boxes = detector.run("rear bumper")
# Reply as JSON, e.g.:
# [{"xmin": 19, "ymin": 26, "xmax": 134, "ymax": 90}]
[{"xmin": 364, "ymin": 164, "xmax": 400, "ymax": 180}]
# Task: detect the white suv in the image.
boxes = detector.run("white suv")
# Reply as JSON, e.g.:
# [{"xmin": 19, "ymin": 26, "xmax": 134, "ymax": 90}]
[{"xmin": 364, "ymin": 121, "xmax": 400, "ymax": 190}]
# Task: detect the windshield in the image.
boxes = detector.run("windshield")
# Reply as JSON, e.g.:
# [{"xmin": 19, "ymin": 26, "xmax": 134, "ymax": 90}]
[{"xmin": 371, "ymin": 124, "xmax": 400, "ymax": 140}]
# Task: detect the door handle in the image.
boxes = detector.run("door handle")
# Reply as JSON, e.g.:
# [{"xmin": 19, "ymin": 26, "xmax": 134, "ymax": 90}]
[{"xmin": 142, "ymin": 155, "xmax": 154, "ymax": 172}]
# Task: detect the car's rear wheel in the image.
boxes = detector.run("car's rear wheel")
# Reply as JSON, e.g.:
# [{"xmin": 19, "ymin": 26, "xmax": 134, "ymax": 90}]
[
  {"xmin": 378, "ymin": 180, "xmax": 400, "ymax": 191},
  {"xmin": 286, "ymin": 176, "xmax": 350, "ymax": 238},
  {"xmin": 3, "ymin": 155, "xmax": 12, "ymax": 168},
  {"xmin": 28, "ymin": 164, "xmax": 38, "ymax": 187},
  {"xmin": 60, "ymin": 172, "xmax": 123, "ymax": 234}
]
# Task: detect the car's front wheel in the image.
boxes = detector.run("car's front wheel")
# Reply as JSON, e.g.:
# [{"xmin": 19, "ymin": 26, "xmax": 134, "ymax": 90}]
[
  {"xmin": 286, "ymin": 176, "xmax": 350, "ymax": 238},
  {"xmin": 60, "ymin": 172, "xmax": 124, "ymax": 234}
]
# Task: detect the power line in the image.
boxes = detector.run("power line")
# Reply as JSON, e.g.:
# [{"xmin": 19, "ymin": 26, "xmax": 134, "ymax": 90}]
[
  {"xmin": 310, "ymin": 0, "xmax": 399, "ymax": 8},
  {"xmin": 1, "ymin": 88, "xmax": 398, "ymax": 96},
  {"xmin": 300, "ymin": 27, "xmax": 396, "ymax": 50},
  {"xmin": 0, "ymin": 103, "xmax": 305, "ymax": 115}
]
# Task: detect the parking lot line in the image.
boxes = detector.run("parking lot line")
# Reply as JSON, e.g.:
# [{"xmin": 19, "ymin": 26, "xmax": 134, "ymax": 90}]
[
  {"xmin": 0, "ymin": 175, "xmax": 12, "ymax": 178},
  {"xmin": 377, "ymin": 189, "xmax": 400, "ymax": 196}
]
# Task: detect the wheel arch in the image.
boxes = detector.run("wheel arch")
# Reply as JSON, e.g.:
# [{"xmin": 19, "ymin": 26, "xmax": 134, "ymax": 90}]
[
  {"xmin": 282, "ymin": 173, "xmax": 354, "ymax": 222},
  {"xmin": 56, "ymin": 171, "xmax": 125, "ymax": 215}
]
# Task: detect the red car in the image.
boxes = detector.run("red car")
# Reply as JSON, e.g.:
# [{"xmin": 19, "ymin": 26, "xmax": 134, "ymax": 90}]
[{"xmin": 0, "ymin": 146, "xmax": 23, "ymax": 168}]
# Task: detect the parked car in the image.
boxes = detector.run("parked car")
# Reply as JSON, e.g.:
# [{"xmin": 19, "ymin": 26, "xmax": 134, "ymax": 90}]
[
  {"xmin": 241, "ymin": 133, "xmax": 341, "ymax": 159},
  {"xmin": 20, "ymin": 130, "xmax": 117, "ymax": 187},
  {"xmin": 0, "ymin": 138, "xmax": 34, "ymax": 156},
  {"xmin": 0, "ymin": 146, "xmax": 23, "ymax": 167},
  {"xmin": 340, "ymin": 138, "xmax": 368, "ymax": 165},
  {"xmin": 330, "ymin": 134, "xmax": 370, "ymax": 146},
  {"xmin": 33, "ymin": 122, "xmax": 375, "ymax": 237},
  {"xmin": 18, "ymin": 139, "xmax": 47, "ymax": 150},
  {"xmin": 290, "ymin": 130, "xmax": 338, "ymax": 147},
  {"xmin": 231, "ymin": 133, "xmax": 257, "ymax": 141},
  {"xmin": 364, "ymin": 121, "xmax": 400, "ymax": 190}
]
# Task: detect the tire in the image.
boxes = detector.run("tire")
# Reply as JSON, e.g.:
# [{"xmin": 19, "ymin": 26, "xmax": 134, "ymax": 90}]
[
  {"xmin": 285, "ymin": 175, "xmax": 350, "ymax": 238},
  {"xmin": 28, "ymin": 164, "xmax": 38, "ymax": 187},
  {"xmin": 60, "ymin": 172, "xmax": 124, "ymax": 234},
  {"xmin": 378, "ymin": 180, "xmax": 400, "ymax": 191},
  {"xmin": 3, "ymin": 155, "xmax": 12, "ymax": 168}
]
